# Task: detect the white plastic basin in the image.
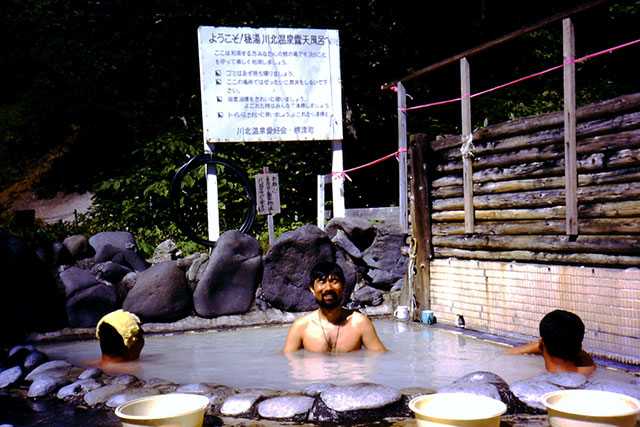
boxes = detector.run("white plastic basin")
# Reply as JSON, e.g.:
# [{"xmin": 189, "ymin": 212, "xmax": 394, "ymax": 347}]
[
  {"xmin": 115, "ymin": 393, "xmax": 210, "ymax": 427},
  {"xmin": 409, "ymin": 392, "xmax": 507, "ymax": 426},
  {"xmin": 542, "ymin": 389, "xmax": 640, "ymax": 427}
]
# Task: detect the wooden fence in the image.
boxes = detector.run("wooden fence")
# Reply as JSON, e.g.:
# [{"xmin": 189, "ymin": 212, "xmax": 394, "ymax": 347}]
[{"xmin": 409, "ymin": 92, "xmax": 640, "ymax": 268}]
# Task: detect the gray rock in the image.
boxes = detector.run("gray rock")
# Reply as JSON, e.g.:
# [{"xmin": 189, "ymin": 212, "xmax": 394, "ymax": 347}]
[
  {"xmin": 107, "ymin": 374, "xmax": 139, "ymax": 386},
  {"xmin": 220, "ymin": 391, "xmax": 263, "ymax": 416},
  {"xmin": 186, "ymin": 253, "xmax": 209, "ymax": 283},
  {"xmin": 331, "ymin": 229, "xmax": 363, "ymax": 260},
  {"xmin": 78, "ymin": 368, "xmax": 103, "ymax": 379},
  {"xmin": 193, "ymin": 231, "xmax": 262, "ymax": 318},
  {"xmin": 177, "ymin": 383, "xmax": 211, "ymax": 393},
  {"xmin": 105, "ymin": 389, "xmax": 160, "ymax": 408},
  {"xmin": 325, "ymin": 217, "xmax": 376, "ymax": 251},
  {"xmin": 122, "ymin": 261, "xmax": 192, "ymax": 322},
  {"xmin": 510, "ymin": 379, "xmax": 560, "ymax": 412},
  {"xmin": 63, "ymin": 235, "xmax": 93, "ymax": 260},
  {"xmin": 94, "ymin": 261, "xmax": 132, "ymax": 284},
  {"xmin": 151, "ymin": 239, "xmax": 180, "ymax": 264},
  {"xmin": 144, "ymin": 378, "xmax": 175, "ymax": 388},
  {"xmin": 93, "ymin": 244, "xmax": 149, "ymax": 272},
  {"xmin": 23, "ymin": 350, "xmax": 49, "ymax": 371},
  {"xmin": 258, "ymin": 395, "xmax": 315, "ymax": 419},
  {"xmin": 57, "ymin": 378, "xmax": 103, "ymax": 399},
  {"xmin": 535, "ymin": 372, "xmax": 587, "ymax": 388},
  {"xmin": 59, "ymin": 266, "xmax": 99, "ymax": 297},
  {"xmin": 28, "ymin": 376, "xmax": 70, "ymax": 397},
  {"xmin": 207, "ymin": 385, "xmax": 234, "ymax": 413},
  {"xmin": 0, "ymin": 366, "xmax": 23, "ymax": 388},
  {"xmin": 65, "ymin": 281, "xmax": 118, "ymax": 327},
  {"xmin": 438, "ymin": 381, "xmax": 503, "ymax": 402},
  {"xmin": 362, "ymin": 228, "xmax": 408, "ymax": 288},
  {"xmin": 26, "ymin": 360, "xmax": 72, "ymax": 381},
  {"xmin": 261, "ymin": 225, "xmax": 339, "ymax": 312},
  {"xmin": 84, "ymin": 384, "xmax": 128, "ymax": 406},
  {"xmin": 302, "ymin": 382, "xmax": 334, "ymax": 396},
  {"xmin": 586, "ymin": 380, "xmax": 640, "ymax": 400},
  {"xmin": 89, "ymin": 231, "xmax": 137, "ymax": 254},
  {"xmin": 320, "ymin": 383, "xmax": 402, "ymax": 411},
  {"xmin": 452, "ymin": 371, "xmax": 508, "ymax": 385},
  {"xmin": 352, "ymin": 283, "xmax": 383, "ymax": 306}
]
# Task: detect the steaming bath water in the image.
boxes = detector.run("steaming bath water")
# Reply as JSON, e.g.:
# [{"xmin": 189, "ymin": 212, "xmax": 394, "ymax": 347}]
[{"xmin": 37, "ymin": 319, "xmax": 633, "ymax": 391}]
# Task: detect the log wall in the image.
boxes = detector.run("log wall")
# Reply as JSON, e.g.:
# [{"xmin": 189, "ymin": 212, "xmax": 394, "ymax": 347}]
[
  {"xmin": 413, "ymin": 93, "xmax": 640, "ymax": 267},
  {"xmin": 408, "ymin": 93, "xmax": 640, "ymax": 364}
]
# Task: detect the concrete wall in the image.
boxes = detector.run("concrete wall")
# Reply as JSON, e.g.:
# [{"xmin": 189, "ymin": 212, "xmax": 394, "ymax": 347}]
[{"xmin": 429, "ymin": 258, "xmax": 640, "ymax": 364}]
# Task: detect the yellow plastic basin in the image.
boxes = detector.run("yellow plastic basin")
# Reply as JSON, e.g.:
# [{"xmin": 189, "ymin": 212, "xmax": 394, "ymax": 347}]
[
  {"xmin": 115, "ymin": 393, "xmax": 210, "ymax": 427},
  {"xmin": 542, "ymin": 389, "xmax": 640, "ymax": 427},
  {"xmin": 409, "ymin": 392, "xmax": 507, "ymax": 426}
]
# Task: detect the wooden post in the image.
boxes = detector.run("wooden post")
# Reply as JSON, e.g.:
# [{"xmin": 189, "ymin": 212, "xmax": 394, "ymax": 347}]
[
  {"xmin": 331, "ymin": 140, "xmax": 346, "ymax": 218},
  {"xmin": 409, "ymin": 134, "xmax": 433, "ymax": 311},
  {"xmin": 397, "ymin": 82, "xmax": 409, "ymax": 233},
  {"xmin": 563, "ymin": 18, "xmax": 578, "ymax": 235},
  {"xmin": 263, "ymin": 166, "xmax": 276, "ymax": 246},
  {"xmin": 460, "ymin": 57, "xmax": 475, "ymax": 233}
]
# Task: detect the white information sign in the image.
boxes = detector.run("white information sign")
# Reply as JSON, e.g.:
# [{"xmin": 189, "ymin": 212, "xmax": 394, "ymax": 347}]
[
  {"xmin": 197, "ymin": 26, "xmax": 343, "ymax": 143},
  {"xmin": 255, "ymin": 173, "xmax": 281, "ymax": 215}
]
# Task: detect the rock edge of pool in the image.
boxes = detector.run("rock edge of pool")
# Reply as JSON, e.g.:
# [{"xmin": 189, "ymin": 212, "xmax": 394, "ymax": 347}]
[{"xmin": 2, "ymin": 313, "xmax": 639, "ymax": 427}]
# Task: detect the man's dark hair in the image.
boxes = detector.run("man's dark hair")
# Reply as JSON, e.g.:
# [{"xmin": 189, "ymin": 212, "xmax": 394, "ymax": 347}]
[
  {"xmin": 539, "ymin": 309, "xmax": 585, "ymax": 361},
  {"xmin": 98, "ymin": 322, "xmax": 127, "ymax": 357},
  {"xmin": 310, "ymin": 261, "xmax": 345, "ymax": 285}
]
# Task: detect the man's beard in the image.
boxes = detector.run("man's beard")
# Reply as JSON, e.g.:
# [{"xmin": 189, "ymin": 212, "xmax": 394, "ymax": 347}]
[{"xmin": 317, "ymin": 291, "xmax": 341, "ymax": 309}]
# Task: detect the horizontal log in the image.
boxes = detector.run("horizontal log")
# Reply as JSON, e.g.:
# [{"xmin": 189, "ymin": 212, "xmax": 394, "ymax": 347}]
[
  {"xmin": 432, "ymin": 218, "xmax": 640, "ymax": 235},
  {"xmin": 432, "ymin": 234, "xmax": 640, "ymax": 254},
  {"xmin": 465, "ymin": 147, "xmax": 640, "ymax": 185},
  {"xmin": 433, "ymin": 247, "xmax": 640, "ymax": 267},
  {"xmin": 431, "ymin": 167, "xmax": 640, "ymax": 197},
  {"xmin": 437, "ymin": 111, "xmax": 640, "ymax": 162},
  {"xmin": 430, "ymin": 93, "xmax": 640, "ymax": 151},
  {"xmin": 432, "ymin": 182, "xmax": 640, "ymax": 211},
  {"xmin": 436, "ymin": 128, "xmax": 640, "ymax": 173},
  {"xmin": 431, "ymin": 200, "xmax": 640, "ymax": 221}
]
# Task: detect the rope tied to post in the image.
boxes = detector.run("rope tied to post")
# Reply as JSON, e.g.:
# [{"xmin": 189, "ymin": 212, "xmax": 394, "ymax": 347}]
[
  {"xmin": 460, "ymin": 133, "xmax": 475, "ymax": 159},
  {"xmin": 407, "ymin": 236, "xmax": 418, "ymax": 319}
]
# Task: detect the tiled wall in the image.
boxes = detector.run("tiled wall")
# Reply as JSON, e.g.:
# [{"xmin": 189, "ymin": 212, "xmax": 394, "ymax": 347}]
[{"xmin": 429, "ymin": 258, "xmax": 640, "ymax": 364}]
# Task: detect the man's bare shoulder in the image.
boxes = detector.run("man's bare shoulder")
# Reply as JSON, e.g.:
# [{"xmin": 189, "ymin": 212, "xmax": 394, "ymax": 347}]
[
  {"xmin": 346, "ymin": 310, "xmax": 373, "ymax": 324},
  {"xmin": 291, "ymin": 311, "xmax": 317, "ymax": 327}
]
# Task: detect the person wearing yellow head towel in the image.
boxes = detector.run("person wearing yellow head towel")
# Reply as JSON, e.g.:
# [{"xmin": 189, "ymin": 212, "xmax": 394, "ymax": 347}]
[{"xmin": 96, "ymin": 309, "xmax": 145, "ymax": 363}]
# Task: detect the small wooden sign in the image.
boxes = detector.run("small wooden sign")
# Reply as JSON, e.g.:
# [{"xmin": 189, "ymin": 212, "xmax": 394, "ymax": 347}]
[{"xmin": 255, "ymin": 173, "xmax": 281, "ymax": 215}]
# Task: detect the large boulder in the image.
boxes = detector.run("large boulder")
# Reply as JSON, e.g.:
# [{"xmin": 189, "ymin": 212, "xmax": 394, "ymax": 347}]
[
  {"xmin": 60, "ymin": 267, "xmax": 118, "ymax": 327},
  {"xmin": 90, "ymin": 231, "xmax": 149, "ymax": 272},
  {"xmin": 193, "ymin": 231, "xmax": 262, "ymax": 318},
  {"xmin": 261, "ymin": 225, "xmax": 337, "ymax": 312},
  {"xmin": 362, "ymin": 224, "xmax": 408, "ymax": 291},
  {"xmin": 122, "ymin": 261, "xmax": 192, "ymax": 322},
  {"xmin": 325, "ymin": 217, "xmax": 376, "ymax": 252},
  {"xmin": 0, "ymin": 235, "xmax": 67, "ymax": 343}
]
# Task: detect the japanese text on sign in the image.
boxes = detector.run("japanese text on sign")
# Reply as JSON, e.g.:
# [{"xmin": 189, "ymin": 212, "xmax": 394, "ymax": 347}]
[
  {"xmin": 255, "ymin": 173, "xmax": 281, "ymax": 215},
  {"xmin": 198, "ymin": 26, "xmax": 343, "ymax": 144}
]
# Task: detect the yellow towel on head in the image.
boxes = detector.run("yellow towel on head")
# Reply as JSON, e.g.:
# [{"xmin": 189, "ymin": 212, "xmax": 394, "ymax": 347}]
[{"xmin": 96, "ymin": 309, "xmax": 142, "ymax": 349}]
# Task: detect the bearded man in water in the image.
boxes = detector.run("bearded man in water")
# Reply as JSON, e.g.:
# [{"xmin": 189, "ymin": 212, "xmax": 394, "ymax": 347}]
[{"xmin": 282, "ymin": 261, "xmax": 387, "ymax": 353}]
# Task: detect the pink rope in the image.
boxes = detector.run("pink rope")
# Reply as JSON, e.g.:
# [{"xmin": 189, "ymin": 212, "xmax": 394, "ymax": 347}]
[
  {"xmin": 399, "ymin": 38, "xmax": 640, "ymax": 112},
  {"xmin": 331, "ymin": 148, "xmax": 408, "ymax": 181}
]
